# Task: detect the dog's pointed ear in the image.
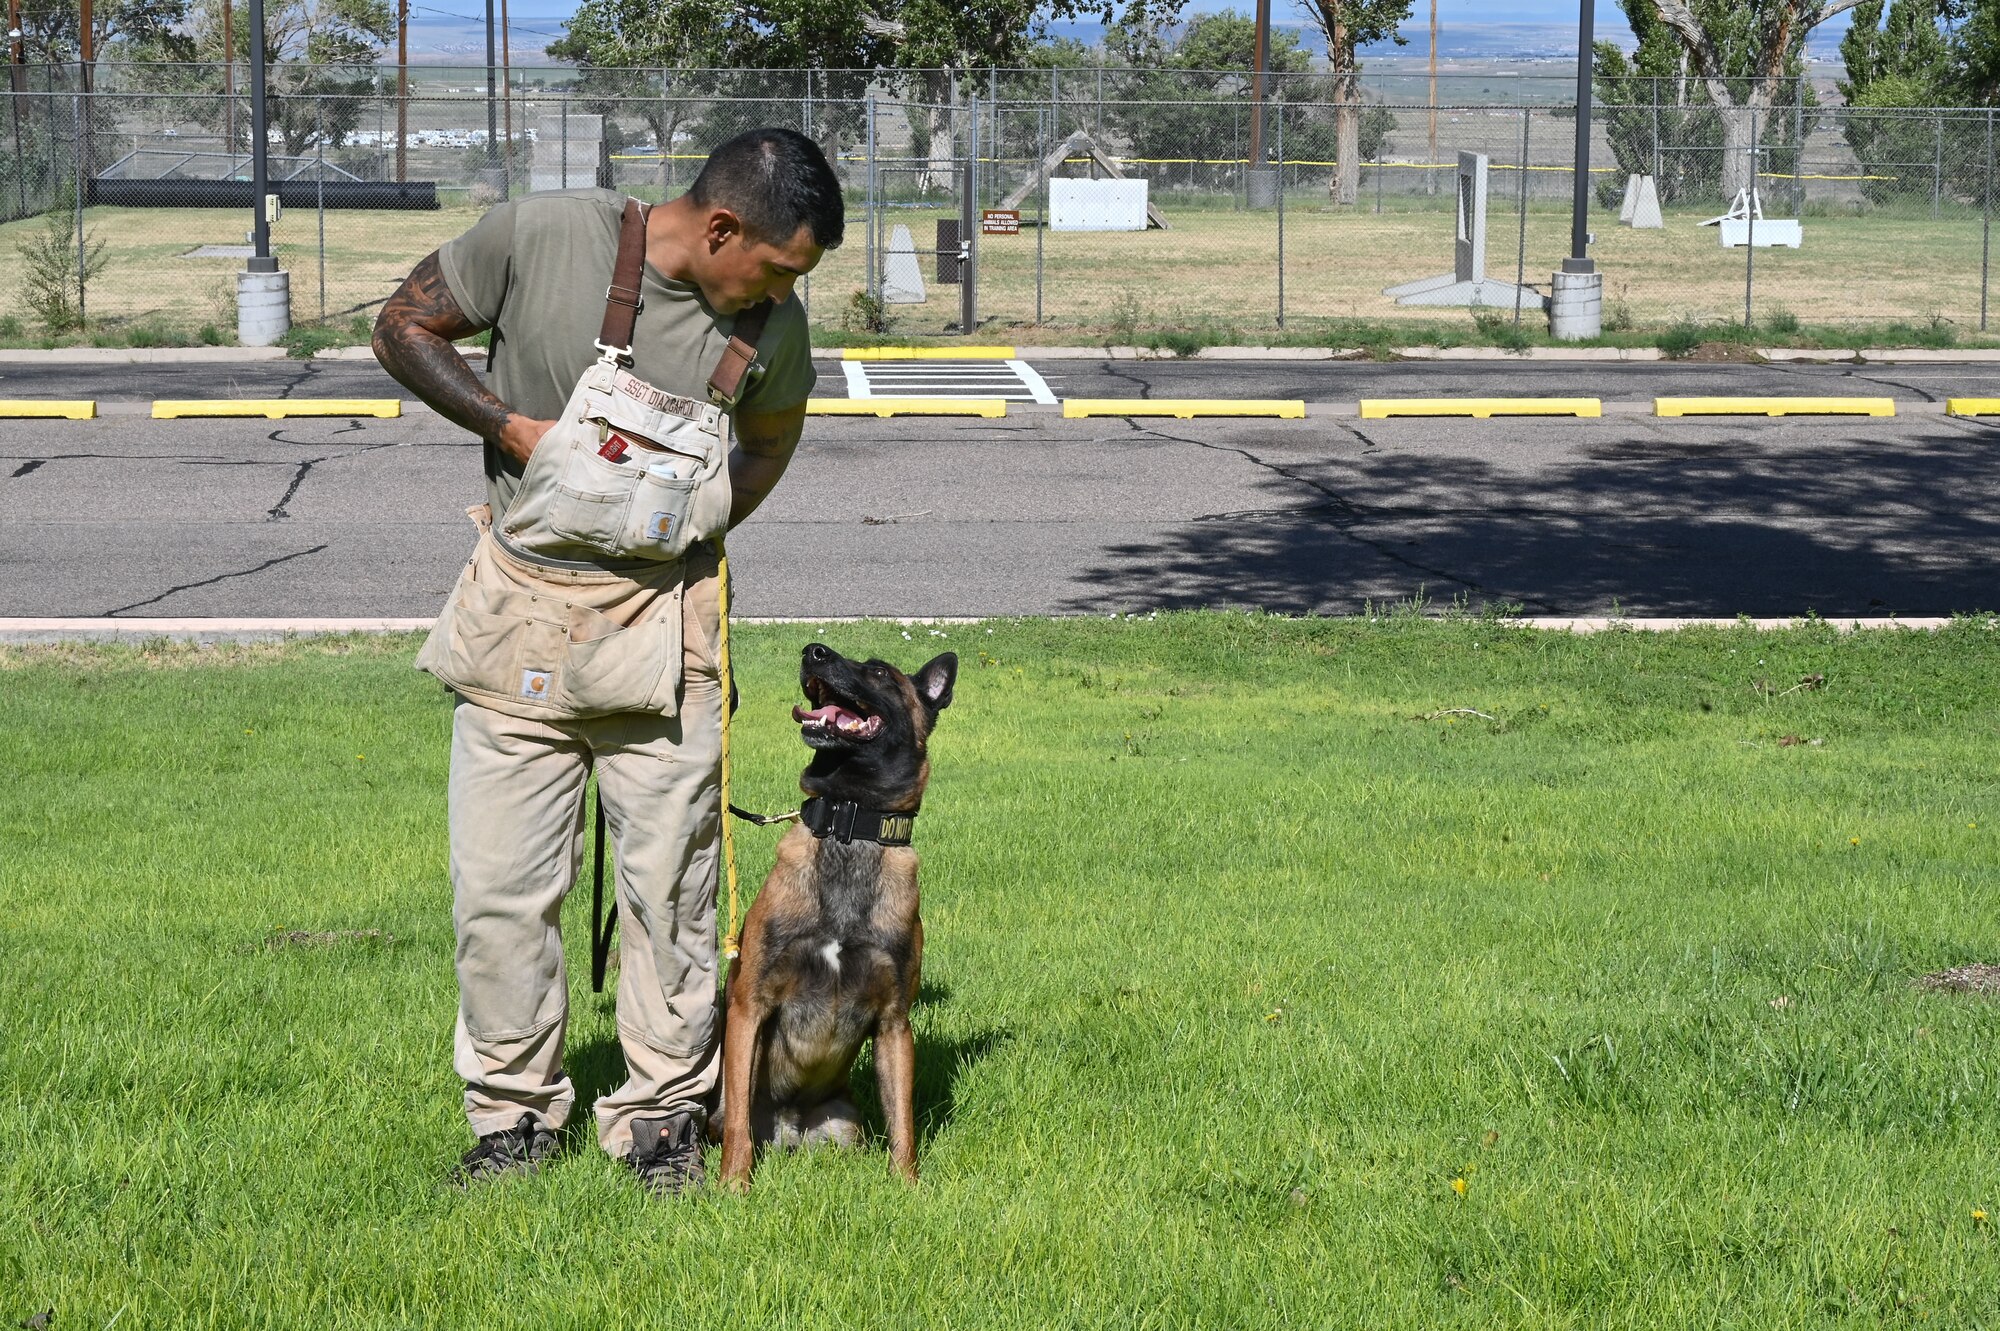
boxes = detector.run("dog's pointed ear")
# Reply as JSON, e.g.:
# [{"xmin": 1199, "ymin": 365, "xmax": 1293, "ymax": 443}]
[{"xmin": 915, "ymin": 652, "xmax": 957, "ymax": 712}]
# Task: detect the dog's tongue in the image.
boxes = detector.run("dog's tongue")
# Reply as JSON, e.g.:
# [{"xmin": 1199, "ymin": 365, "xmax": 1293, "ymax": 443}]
[{"xmin": 792, "ymin": 703, "xmax": 883, "ymax": 738}]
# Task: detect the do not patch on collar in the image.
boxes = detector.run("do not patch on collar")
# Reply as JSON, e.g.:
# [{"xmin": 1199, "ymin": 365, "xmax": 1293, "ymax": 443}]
[{"xmin": 799, "ymin": 796, "xmax": 916, "ymax": 847}]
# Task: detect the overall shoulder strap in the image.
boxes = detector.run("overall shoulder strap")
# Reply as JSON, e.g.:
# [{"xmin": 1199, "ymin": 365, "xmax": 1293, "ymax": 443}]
[
  {"xmin": 707, "ymin": 299, "xmax": 775, "ymax": 406},
  {"xmin": 595, "ymin": 198, "xmax": 649, "ymax": 360}
]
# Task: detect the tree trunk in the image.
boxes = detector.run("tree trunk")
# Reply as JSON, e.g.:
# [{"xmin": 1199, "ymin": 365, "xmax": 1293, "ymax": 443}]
[
  {"xmin": 1718, "ymin": 102, "xmax": 1754, "ymax": 200},
  {"xmin": 1334, "ymin": 97, "xmax": 1360, "ymax": 205}
]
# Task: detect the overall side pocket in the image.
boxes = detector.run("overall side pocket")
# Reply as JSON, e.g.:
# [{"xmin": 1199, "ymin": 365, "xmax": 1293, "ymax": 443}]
[{"xmin": 559, "ymin": 601, "xmax": 683, "ymax": 717}]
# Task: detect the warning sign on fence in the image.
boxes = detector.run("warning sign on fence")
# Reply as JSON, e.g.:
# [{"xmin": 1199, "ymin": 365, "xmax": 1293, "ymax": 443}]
[{"xmin": 981, "ymin": 209, "xmax": 1021, "ymax": 236}]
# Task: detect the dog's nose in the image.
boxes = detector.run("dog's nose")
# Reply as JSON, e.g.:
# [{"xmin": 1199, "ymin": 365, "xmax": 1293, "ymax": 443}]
[{"xmin": 803, "ymin": 643, "xmax": 832, "ymax": 664}]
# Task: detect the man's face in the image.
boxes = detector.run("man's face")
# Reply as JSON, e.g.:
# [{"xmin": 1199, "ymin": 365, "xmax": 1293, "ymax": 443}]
[{"xmin": 698, "ymin": 211, "xmax": 824, "ymax": 314}]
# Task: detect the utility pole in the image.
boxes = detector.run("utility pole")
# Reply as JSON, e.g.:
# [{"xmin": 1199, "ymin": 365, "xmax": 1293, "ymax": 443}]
[
  {"xmin": 395, "ymin": 0, "xmax": 407, "ymax": 182},
  {"xmin": 237, "ymin": 0, "xmax": 291, "ymax": 345},
  {"xmin": 223, "ymin": 0, "xmax": 235, "ymax": 154},
  {"xmin": 1549, "ymin": 0, "xmax": 1601, "ymax": 339},
  {"xmin": 480, "ymin": 0, "xmax": 502, "ymax": 194},
  {"xmin": 501, "ymin": 0, "xmax": 511, "ymax": 187},
  {"xmin": 1246, "ymin": 0, "xmax": 1275, "ymax": 205},
  {"xmin": 1427, "ymin": 0, "xmax": 1438, "ymax": 193},
  {"xmin": 8, "ymin": 0, "xmax": 23, "ymax": 217}
]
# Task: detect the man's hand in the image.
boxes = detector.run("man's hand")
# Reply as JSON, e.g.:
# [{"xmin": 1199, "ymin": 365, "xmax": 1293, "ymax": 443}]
[
  {"xmin": 373, "ymin": 252, "xmax": 538, "ymax": 457},
  {"xmin": 728, "ymin": 400, "xmax": 806, "ymax": 528}
]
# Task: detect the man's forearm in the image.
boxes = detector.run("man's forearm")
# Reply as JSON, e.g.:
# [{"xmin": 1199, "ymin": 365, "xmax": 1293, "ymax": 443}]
[
  {"xmin": 371, "ymin": 252, "xmax": 524, "ymax": 454},
  {"xmin": 728, "ymin": 404, "xmax": 806, "ymax": 528}
]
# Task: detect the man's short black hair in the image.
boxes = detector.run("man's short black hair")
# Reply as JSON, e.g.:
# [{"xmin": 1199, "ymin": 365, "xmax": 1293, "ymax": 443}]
[{"xmin": 688, "ymin": 128, "xmax": 845, "ymax": 251}]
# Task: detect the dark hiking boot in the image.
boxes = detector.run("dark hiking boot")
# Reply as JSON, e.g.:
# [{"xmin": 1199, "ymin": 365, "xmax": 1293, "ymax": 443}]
[
  {"xmin": 453, "ymin": 1112, "xmax": 556, "ymax": 1187},
  {"xmin": 626, "ymin": 1111, "xmax": 705, "ymax": 1196}
]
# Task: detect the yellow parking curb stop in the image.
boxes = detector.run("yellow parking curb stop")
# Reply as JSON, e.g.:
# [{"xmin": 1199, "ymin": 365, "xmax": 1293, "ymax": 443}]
[
  {"xmin": 1655, "ymin": 397, "xmax": 1896, "ymax": 418},
  {"xmin": 151, "ymin": 399, "xmax": 402, "ymax": 419},
  {"xmin": 1946, "ymin": 398, "xmax": 2000, "ymax": 417},
  {"xmin": 841, "ymin": 347, "xmax": 1018, "ymax": 360},
  {"xmin": 0, "ymin": 400, "xmax": 96, "ymax": 419},
  {"xmin": 806, "ymin": 398, "xmax": 1008, "ymax": 417},
  {"xmin": 1061, "ymin": 399, "xmax": 1306, "ymax": 419},
  {"xmin": 1359, "ymin": 398, "xmax": 1601, "ymax": 419}
]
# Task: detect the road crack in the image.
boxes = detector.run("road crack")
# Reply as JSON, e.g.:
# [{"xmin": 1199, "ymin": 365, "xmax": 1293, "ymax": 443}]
[{"xmin": 106, "ymin": 544, "xmax": 331, "ymax": 616}]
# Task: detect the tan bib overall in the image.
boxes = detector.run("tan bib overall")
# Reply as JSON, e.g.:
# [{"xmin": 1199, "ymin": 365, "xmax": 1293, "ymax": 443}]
[{"xmin": 422, "ymin": 200, "xmax": 774, "ymax": 1154}]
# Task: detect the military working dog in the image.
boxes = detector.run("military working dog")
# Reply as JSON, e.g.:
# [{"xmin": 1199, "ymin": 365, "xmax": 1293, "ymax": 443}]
[{"xmin": 718, "ymin": 641, "xmax": 956, "ymax": 1188}]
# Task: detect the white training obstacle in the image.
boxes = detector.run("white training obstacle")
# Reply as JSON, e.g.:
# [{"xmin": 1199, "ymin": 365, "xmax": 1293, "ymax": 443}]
[
  {"xmin": 1618, "ymin": 174, "xmax": 1664, "ymax": 229},
  {"xmin": 1700, "ymin": 188, "xmax": 1802, "ymax": 249},
  {"xmin": 881, "ymin": 224, "xmax": 927, "ymax": 304},
  {"xmin": 1383, "ymin": 152, "xmax": 1548, "ymax": 311}
]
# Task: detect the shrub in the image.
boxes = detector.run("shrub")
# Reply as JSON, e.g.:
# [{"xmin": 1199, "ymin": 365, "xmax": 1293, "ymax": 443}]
[{"xmin": 17, "ymin": 205, "xmax": 109, "ymax": 336}]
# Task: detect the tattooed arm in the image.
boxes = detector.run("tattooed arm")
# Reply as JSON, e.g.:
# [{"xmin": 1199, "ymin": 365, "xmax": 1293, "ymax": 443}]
[
  {"xmin": 372, "ymin": 252, "xmax": 551, "ymax": 465},
  {"xmin": 727, "ymin": 401, "xmax": 807, "ymax": 528}
]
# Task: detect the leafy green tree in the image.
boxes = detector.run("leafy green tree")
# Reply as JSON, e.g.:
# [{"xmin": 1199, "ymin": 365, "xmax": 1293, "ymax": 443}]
[
  {"xmin": 1838, "ymin": 0, "xmax": 1963, "ymax": 204},
  {"xmin": 1643, "ymin": 0, "xmax": 1864, "ymax": 198},
  {"xmin": 1944, "ymin": 0, "xmax": 2000, "ymax": 102},
  {"xmin": 1293, "ymin": 0, "xmax": 1413, "ymax": 204},
  {"xmin": 15, "ymin": 0, "xmax": 193, "ymax": 66}
]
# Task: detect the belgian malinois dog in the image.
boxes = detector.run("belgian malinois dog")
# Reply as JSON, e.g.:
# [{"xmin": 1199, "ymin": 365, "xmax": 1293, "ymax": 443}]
[{"xmin": 718, "ymin": 641, "xmax": 956, "ymax": 1189}]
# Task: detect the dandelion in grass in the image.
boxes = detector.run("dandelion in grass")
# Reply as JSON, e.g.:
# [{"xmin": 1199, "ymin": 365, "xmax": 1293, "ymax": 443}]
[
  {"xmin": 1851, "ymin": 837, "xmax": 1861, "ymax": 846},
  {"xmin": 1976, "ymin": 1210, "xmax": 1989, "ymax": 1225},
  {"xmin": 1451, "ymin": 1177, "xmax": 1468, "ymax": 1198}
]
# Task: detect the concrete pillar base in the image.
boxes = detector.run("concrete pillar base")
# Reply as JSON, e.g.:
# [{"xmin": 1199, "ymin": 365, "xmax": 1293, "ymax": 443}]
[
  {"xmin": 1246, "ymin": 168, "xmax": 1279, "ymax": 209},
  {"xmin": 237, "ymin": 268, "xmax": 292, "ymax": 347},
  {"xmin": 1548, "ymin": 269, "xmax": 1603, "ymax": 341}
]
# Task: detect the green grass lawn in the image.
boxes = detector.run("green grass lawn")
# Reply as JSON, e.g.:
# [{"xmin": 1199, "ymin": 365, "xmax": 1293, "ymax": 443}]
[{"xmin": 4, "ymin": 615, "xmax": 2000, "ymax": 1327}]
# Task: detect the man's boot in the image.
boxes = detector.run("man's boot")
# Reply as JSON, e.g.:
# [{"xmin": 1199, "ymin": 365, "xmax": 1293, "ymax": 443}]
[
  {"xmin": 626, "ymin": 1111, "xmax": 705, "ymax": 1196},
  {"xmin": 453, "ymin": 1112, "xmax": 556, "ymax": 1187}
]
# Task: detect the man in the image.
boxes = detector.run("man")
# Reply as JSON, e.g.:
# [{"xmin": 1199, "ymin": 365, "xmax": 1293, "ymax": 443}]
[{"xmin": 372, "ymin": 127, "xmax": 841, "ymax": 1195}]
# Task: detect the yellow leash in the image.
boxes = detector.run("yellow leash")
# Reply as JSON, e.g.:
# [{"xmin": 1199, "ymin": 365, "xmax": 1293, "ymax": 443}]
[{"xmin": 716, "ymin": 539, "xmax": 744, "ymax": 963}]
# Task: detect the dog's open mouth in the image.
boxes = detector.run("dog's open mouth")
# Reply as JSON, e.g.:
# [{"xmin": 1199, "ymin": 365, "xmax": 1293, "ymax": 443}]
[{"xmin": 792, "ymin": 675, "xmax": 884, "ymax": 743}]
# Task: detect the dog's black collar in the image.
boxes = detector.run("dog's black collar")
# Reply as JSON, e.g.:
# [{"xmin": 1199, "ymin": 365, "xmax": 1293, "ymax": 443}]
[{"xmin": 799, "ymin": 796, "xmax": 917, "ymax": 847}]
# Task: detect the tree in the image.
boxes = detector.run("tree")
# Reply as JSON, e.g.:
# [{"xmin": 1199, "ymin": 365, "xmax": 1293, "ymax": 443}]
[
  {"xmin": 15, "ymin": 0, "xmax": 193, "ymax": 67},
  {"xmin": 1106, "ymin": 11, "xmax": 1314, "ymax": 173},
  {"xmin": 1644, "ymin": 0, "xmax": 1866, "ymax": 197},
  {"xmin": 544, "ymin": 0, "xmax": 743, "ymax": 194},
  {"xmin": 1293, "ymin": 0, "xmax": 1412, "ymax": 204},
  {"xmin": 1838, "ymin": 0, "xmax": 1960, "ymax": 204},
  {"xmin": 1945, "ymin": 0, "xmax": 2000, "ymax": 102}
]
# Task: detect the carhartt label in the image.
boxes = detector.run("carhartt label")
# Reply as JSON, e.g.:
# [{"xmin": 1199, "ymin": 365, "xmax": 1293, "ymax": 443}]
[
  {"xmin": 613, "ymin": 371, "xmax": 703, "ymax": 419},
  {"xmin": 520, "ymin": 668, "xmax": 552, "ymax": 700},
  {"xmin": 645, "ymin": 511, "xmax": 675, "ymax": 541}
]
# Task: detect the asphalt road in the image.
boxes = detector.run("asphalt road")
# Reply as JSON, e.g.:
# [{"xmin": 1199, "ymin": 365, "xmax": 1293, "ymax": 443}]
[
  {"xmin": 4, "ymin": 401, "xmax": 1996, "ymax": 618},
  {"xmin": 2, "ymin": 355, "xmax": 1998, "ymax": 405}
]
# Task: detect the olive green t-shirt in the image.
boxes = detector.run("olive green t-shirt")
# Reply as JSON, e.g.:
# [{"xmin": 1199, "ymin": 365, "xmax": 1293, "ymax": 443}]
[{"xmin": 436, "ymin": 187, "xmax": 816, "ymax": 518}]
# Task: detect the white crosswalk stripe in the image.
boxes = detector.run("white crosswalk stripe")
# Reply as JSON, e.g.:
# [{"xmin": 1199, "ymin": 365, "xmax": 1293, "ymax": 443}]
[{"xmin": 838, "ymin": 359, "xmax": 1058, "ymax": 404}]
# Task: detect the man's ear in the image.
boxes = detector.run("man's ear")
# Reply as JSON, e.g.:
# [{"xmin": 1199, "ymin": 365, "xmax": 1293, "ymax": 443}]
[
  {"xmin": 704, "ymin": 207, "xmax": 743, "ymax": 249},
  {"xmin": 914, "ymin": 653, "xmax": 957, "ymax": 712}
]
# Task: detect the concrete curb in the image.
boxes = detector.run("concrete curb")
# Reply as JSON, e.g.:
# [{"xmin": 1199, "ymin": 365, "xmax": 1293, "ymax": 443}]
[
  {"xmin": 0, "ymin": 615, "xmax": 1975, "ymax": 644},
  {"xmin": 0, "ymin": 346, "xmax": 291, "ymax": 364}
]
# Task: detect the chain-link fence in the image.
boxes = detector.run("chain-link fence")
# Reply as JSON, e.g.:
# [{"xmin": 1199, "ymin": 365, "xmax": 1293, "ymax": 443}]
[{"xmin": 3, "ymin": 63, "xmax": 1996, "ymax": 344}]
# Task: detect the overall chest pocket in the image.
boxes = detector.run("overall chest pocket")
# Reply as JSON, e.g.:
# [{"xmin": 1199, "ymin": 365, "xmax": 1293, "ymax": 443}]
[{"xmin": 544, "ymin": 417, "xmax": 717, "ymax": 560}]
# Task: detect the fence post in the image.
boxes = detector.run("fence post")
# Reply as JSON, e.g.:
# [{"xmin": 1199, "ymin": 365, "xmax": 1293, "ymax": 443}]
[
  {"xmin": 865, "ymin": 95, "xmax": 877, "ymax": 307},
  {"xmin": 1983, "ymin": 108, "xmax": 1993, "ymax": 333},
  {"xmin": 73, "ymin": 80, "xmax": 85, "ymax": 328},
  {"xmin": 1514, "ymin": 105, "xmax": 1531, "ymax": 326},
  {"xmin": 1035, "ymin": 108, "xmax": 1044, "ymax": 325},
  {"xmin": 317, "ymin": 96, "xmax": 326, "ymax": 321},
  {"xmin": 1933, "ymin": 114, "xmax": 1944, "ymax": 219},
  {"xmin": 1275, "ymin": 101, "xmax": 1285, "ymax": 329},
  {"xmin": 1651, "ymin": 94, "xmax": 1660, "ymax": 184},
  {"xmin": 1792, "ymin": 97, "xmax": 1804, "ymax": 214},
  {"xmin": 1744, "ymin": 107, "xmax": 1757, "ymax": 329}
]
